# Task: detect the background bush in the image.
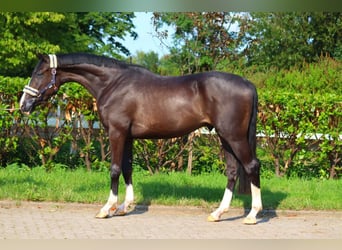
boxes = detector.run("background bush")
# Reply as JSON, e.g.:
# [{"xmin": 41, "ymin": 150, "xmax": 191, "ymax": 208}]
[{"xmin": 0, "ymin": 57, "xmax": 341, "ymax": 179}]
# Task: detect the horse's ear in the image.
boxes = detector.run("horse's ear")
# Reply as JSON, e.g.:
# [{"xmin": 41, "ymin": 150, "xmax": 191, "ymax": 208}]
[{"xmin": 36, "ymin": 53, "xmax": 48, "ymax": 62}]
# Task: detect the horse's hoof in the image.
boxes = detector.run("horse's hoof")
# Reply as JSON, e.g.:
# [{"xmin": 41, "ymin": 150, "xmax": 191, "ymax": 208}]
[
  {"xmin": 114, "ymin": 210, "xmax": 127, "ymax": 216},
  {"xmin": 95, "ymin": 211, "xmax": 109, "ymax": 219},
  {"xmin": 113, "ymin": 208, "xmax": 127, "ymax": 216},
  {"xmin": 243, "ymin": 217, "xmax": 257, "ymax": 225},
  {"xmin": 207, "ymin": 215, "xmax": 219, "ymax": 222}
]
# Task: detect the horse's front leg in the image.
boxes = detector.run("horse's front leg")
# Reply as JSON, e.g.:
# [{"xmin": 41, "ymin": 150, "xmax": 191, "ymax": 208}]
[
  {"xmin": 95, "ymin": 131, "xmax": 126, "ymax": 219},
  {"xmin": 115, "ymin": 138, "xmax": 134, "ymax": 216}
]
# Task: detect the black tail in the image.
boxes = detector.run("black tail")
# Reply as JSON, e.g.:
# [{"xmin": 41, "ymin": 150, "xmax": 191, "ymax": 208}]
[
  {"xmin": 248, "ymin": 86, "xmax": 258, "ymax": 159},
  {"xmin": 237, "ymin": 86, "xmax": 259, "ymax": 194}
]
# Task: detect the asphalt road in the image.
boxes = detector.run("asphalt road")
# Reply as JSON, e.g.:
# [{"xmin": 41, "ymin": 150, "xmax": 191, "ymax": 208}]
[{"xmin": 0, "ymin": 200, "xmax": 341, "ymax": 239}]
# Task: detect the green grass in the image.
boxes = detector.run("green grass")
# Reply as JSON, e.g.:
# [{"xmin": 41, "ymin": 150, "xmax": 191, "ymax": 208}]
[{"xmin": 1, "ymin": 165, "xmax": 341, "ymax": 211}]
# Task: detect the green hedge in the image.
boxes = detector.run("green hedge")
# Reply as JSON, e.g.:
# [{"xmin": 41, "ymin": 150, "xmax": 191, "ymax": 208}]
[
  {"xmin": 258, "ymin": 91, "xmax": 341, "ymax": 179},
  {"xmin": 0, "ymin": 58, "xmax": 341, "ymax": 179}
]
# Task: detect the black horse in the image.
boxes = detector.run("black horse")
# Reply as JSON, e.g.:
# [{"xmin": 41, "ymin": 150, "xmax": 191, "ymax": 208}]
[{"xmin": 20, "ymin": 53, "xmax": 262, "ymax": 224}]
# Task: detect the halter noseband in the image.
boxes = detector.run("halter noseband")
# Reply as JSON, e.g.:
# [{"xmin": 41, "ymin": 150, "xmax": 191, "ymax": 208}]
[{"xmin": 22, "ymin": 54, "xmax": 58, "ymax": 99}]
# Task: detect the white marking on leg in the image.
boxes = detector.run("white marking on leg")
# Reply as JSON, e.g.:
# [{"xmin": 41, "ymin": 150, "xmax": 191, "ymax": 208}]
[
  {"xmin": 209, "ymin": 188, "xmax": 233, "ymax": 221},
  {"xmin": 100, "ymin": 190, "xmax": 118, "ymax": 215},
  {"xmin": 244, "ymin": 183, "xmax": 262, "ymax": 224},
  {"xmin": 117, "ymin": 184, "xmax": 134, "ymax": 215},
  {"xmin": 125, "ymin": 184, "xmax": 134, "ymax": 206}
]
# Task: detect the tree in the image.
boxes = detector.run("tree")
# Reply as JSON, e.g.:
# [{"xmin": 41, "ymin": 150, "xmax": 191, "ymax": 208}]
[
  {"xmin": 132, "ymin": 51, "xmax": 160, "ymax": 73},
  {"xmin": 241, "ymin": 12, "xmax": 342, "ymax": 70},
  {"xmin": 0, "ymin": 12, "xmax": 137, "ymax": 77},
  {"xmin": 153, "ymin": 12, "xmax": 242, "ymax": 73}
]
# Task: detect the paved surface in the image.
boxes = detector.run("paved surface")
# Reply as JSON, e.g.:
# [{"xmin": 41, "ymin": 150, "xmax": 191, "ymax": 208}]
[{"xmin": 0, "ymin": 200, "xmax": 341, "ymax": 239}]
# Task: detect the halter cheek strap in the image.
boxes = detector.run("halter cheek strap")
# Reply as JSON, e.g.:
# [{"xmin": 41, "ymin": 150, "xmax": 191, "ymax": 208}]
[{"xmin": 22, "ymin": 54, "xmax": 58, "ymax": 98}]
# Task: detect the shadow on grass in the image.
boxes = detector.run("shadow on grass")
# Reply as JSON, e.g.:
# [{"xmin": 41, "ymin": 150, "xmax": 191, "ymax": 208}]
[{"xmin": 127, "ymin": 181, "xmax": 287, "ymax": 223}]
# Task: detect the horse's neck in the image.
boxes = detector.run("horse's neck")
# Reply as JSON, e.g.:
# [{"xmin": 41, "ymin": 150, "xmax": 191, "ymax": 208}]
[{"xmin": 59, "ymin": 64, "xmax": 113, "ymax": 99}]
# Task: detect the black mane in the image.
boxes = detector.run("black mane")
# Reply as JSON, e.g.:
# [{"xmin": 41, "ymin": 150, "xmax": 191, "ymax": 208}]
[{"xmin": 57, "ymin": 53, "xmax": 142, "ymax": 70}]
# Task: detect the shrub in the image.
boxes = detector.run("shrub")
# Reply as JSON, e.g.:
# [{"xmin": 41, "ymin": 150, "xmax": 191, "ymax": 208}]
[
  {"xmin": 258, "ymin": 90, "xmax": 341, "ymax": 179},
  {"xmin": 0, "ymin": 58, "xmax": 341, "ymax": 179}
]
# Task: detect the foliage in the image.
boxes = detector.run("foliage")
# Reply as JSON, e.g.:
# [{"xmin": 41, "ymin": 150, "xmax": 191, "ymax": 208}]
[
  {"xmin": 258, "ymin": 91, "xmax": 341, "ymax": 179},
  {"xmin": 133, "ymin": 137, "xmax": 188, "ymax": 174},
  {"xmin": 255, "ymin": 56, "xmax": 342, "ymax": 94},
  {"xmin": 153, "ymin": 12, "xmax": 342, "ymax": 71},
  {"xmin": 25, "ymin": 103, "xmax": 73, "ymax": 169},
  {"xmin": 0, "ymin": 76, "xmax": 26, "ymax": 165},
  {"xmin": 253, "ymin": 58, "xmax": 341, "ymax": 179},
  {"xmin": 62, "ymin": 87, "xmax": 99, "ymax": 171},
  {"xmin": 0, "ymin": 12, "xmax": 341, "ymax": 181},
  {"xmin": 1, "ymin": 56, "xmax": 341, "ymax": 179},
  {"xmin": 0, "ymin": 12, "xmax": 137, "ymax": 77},
  {"xmin": 190, "ymin": 133, "xmax": 225, "ymax": 175},
  {"xmin": 132, "ymin": 51, "xmax": 160, "ymax": 73},
  {"xmin": 153, "ymin": 12, "xmax": 242, "ymax": 73},
  {"xmin": 242, "ymin": 12, "xmax": 342, "ymax": 70},
  {"xmin": 0, "ymin": 103, "xmax": 19, "ymax": 165}
]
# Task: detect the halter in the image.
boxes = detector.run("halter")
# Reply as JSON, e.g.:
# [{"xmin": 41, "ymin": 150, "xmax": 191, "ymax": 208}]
[{"xmin": 22, "ymin": 54, "xmax": 58, "ymax": 99}]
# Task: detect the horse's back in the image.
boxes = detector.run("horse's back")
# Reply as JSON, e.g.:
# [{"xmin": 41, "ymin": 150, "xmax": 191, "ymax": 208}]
[{"xmin": 196, "ymin": 71, "xmax": 256, "ymax": 96}]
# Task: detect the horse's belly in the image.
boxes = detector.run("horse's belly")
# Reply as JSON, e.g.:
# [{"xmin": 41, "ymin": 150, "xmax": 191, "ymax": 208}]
[
  {"xmin": 130, "ymin": 94, "xmax": 209, "ymax": 138},
  {"xmin": 130, "ymin": 118, "xmax": 205, "ymax": 139}
]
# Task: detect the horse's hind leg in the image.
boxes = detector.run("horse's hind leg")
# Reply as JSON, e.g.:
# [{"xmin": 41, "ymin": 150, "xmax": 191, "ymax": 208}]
[
  {"xmin": 116, "ymin": 138, "xmax": 134, "ymax": 215},
  {"xmin": 228, "ymin": 139, "xmax": 262, "ymax": 225},
  {"xmin": 243, "ymin": 159, "xmax": 262, "ymax": 224},
  {"xmin": 208, "ymin": 149, "xmax": 238, "ymax": 222}
]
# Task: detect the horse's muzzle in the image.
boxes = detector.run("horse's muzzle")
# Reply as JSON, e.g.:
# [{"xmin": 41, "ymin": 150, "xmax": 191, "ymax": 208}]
[{"xmin": 20, "ymin": 98, "xmax": 36, "ymax": 115}]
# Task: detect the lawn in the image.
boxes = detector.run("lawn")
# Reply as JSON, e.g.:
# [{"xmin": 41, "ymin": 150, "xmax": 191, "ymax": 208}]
[{"xmin": 0, "ymin": 164, "xmax": 341, "ymax": 211}]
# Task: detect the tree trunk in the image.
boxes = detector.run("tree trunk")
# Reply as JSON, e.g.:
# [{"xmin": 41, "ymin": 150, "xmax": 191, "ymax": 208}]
[
  {"xmin": 98, "ymin": 133, "xmax": 107, "ymax": 162},
  {"xmin": 329, "ymin": 165, "xmax": 336, "ymax": 179},
  {"xmin": 85, "ymin": 152, "xmax": 91, "ymax": 171},
  {"xmin": 274, "ymin": 157, "xmax": 281, "ymax": 177},
  {"xmin": 177, "ymin": 155, "xmax": 183, "ymax": 171},
  {"xmin": 329, "ymin": 153, "xmax": 340, "ymax": 179}
]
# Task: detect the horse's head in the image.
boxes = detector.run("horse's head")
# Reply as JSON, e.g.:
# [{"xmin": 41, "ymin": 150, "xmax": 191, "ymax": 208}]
[{"xmin": 20, "ymin": 54, "xmax": 60, "ymax": 114}]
